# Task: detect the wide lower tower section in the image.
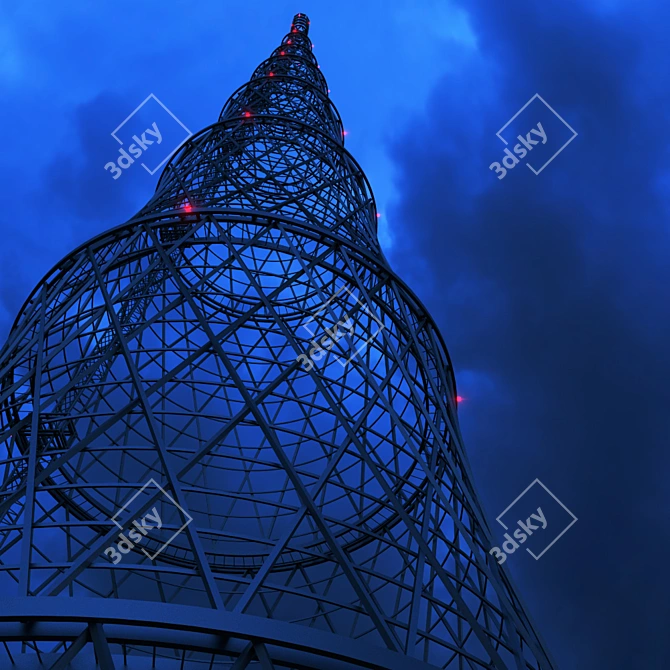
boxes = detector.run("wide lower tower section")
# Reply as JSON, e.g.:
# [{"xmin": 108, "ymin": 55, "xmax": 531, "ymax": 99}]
[{"xmin": 0, "ymin": 14, "xmax": 556, "ymax": 670}]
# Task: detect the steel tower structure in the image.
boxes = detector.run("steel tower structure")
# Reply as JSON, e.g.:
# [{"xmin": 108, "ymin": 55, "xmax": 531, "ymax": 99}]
[{"xmin": 0, "ymin": 14, "xmax": 556, "ymax": 670}]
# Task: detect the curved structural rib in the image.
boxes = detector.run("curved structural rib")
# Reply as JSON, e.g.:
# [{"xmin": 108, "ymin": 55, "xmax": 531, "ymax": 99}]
[{"xmin": 0, "ymin": 13, "xmax": 556, "ymax": 670}]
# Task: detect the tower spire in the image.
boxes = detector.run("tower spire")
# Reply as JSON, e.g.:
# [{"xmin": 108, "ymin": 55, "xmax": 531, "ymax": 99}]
[
  {"xmin": 291, "ymin": 12, "xmax": 310, "ymax": 34},
  {"xmin": 217, "ymin": 12, "xmax": 336, "ymax": 142}
]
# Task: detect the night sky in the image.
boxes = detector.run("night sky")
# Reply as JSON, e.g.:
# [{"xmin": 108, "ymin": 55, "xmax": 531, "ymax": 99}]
[{"xmin": 1, "ymin": 1, "xmax": 666, "ymax": 667}]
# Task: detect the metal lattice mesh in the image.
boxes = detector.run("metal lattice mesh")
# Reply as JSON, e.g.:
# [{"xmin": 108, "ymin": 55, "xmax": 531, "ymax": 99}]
[{"xmin": 0, "ymin": 13, "xmax": 555, "ymax": 670}]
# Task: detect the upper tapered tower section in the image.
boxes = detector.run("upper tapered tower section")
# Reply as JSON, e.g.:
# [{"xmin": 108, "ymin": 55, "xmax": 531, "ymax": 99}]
[
  {"xmin": 221, "ymin": 12, "xmax": 340, "ymax": 139},
  {"xmin": 144, "ymin": 13, "xmax": 379, "ymax": 252}
]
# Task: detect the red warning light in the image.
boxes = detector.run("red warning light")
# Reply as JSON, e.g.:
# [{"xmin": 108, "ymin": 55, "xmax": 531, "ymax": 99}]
[
  {"xmin": 269, "ymin": 72, "xmax": 274, "ymax": 77},
  {"xmin": 376, "ymin": 213, "xmax": 382, "ymax": 218},
  {"xmin": 244, "ymin": 111, "xmax": 252, "ymax": 118},
  {"xmin": 456, "ymin": 395, "xmax": 464, "ymax": 403},
  {"xmin": 183, "ymin": 203, "xmax": 192, "ymax": 213},
  {"xmin": 280, "ymin": 51, "xmax": 285, "ymax": 56}
]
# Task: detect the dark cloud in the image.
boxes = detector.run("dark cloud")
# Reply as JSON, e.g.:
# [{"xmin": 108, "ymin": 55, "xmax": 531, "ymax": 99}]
[
  {"xmin": 388, "ymin": 0, "xmax": 670, "ymax": 667},
  {"xmin": 0, "ymin": 93, "xmax": 153, "ymax": 342}
]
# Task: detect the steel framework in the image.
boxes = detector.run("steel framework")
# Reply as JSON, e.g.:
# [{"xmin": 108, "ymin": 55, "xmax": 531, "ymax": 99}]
[{"xmin": 0, "ymin": 14, "xmax": 556, "ymax": 670}]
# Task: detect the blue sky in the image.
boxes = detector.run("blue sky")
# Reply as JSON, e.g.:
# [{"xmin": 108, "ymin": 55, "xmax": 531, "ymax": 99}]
[{"xmin": 1, "ymin": 1, "xmax": 667, "ymax": 667}]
